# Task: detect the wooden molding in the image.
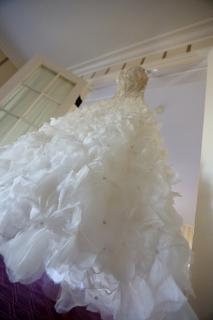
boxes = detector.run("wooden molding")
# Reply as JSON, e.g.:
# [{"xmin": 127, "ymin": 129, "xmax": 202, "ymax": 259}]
[{"xmin": 69, "ymin": 18, "xmax": 213, "ymax": 76}]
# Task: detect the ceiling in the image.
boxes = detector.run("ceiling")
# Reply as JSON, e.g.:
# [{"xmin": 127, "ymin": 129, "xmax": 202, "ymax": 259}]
[{"xmin": 0, "ymin": 0, "xmax": 213, "ymax": 69}]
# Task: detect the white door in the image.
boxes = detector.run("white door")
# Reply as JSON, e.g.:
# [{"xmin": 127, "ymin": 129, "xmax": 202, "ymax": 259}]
[{"xmin": 0, "ymin": 55, "xmax": 87, "ymax": 146}]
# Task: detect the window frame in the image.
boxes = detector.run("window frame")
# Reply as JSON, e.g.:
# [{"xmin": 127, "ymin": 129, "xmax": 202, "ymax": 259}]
[{"xmin": 0, "ymin": 55, "xmax": 87, "ymax": 144}]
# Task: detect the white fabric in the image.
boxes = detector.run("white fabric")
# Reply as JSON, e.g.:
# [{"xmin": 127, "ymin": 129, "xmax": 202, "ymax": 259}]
[{"xmin": 0, "ymin": 70, "xmax": 197, "ymax": 319}]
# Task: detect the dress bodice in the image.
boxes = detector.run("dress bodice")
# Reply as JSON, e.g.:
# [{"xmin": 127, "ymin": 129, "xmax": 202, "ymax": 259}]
[{"xmin": 117, "ymin": 66, "xmax": 148, "ymax": 98}]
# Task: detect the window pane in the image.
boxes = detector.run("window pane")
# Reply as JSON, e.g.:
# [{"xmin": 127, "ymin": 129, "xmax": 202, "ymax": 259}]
[
  {"xmin": 46, "ymin": 76, "xmax": 75, "ymax": 103},
  {"xmin": 1, "ymin": 119, "xmax": 30, "ymax": 146},
  {"xmin": 34, "ymin": 98, "xmax": 59, "ymax": 128},
  {"xmin": 23, "ymin": 96, "xmax": 58, "ymax": 128},
  {"xmin": 0, "ymin": 109, "xmax": 7, "ymax": 120},
  {"xmin": 24, "ymin": 65, "xmax": 56, "ymax": 92},
  {"xmin": 2, "ymin": 86, "xmax": 39, "ymax": 117},
  {"xmin": 0, "ymin": 110, "xmax": 17, "ymax": 141},
  {"xmin": 1, "ymin": 86, "xmax": 23, "ymax": 107}
]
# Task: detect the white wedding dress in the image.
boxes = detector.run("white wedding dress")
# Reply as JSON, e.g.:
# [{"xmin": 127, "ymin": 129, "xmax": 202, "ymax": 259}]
[{"xmin": 0, "ymin": 67, "xmax": 197, "ymax": 320}]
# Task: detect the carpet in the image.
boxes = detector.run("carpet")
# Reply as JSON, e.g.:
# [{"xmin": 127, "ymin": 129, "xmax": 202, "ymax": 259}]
[{"xmin": 0, "ymin": 256, "xmax": 102, "ymax": 320}]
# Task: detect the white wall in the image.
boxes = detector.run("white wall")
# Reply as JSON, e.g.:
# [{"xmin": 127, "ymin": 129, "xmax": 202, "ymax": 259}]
[
  {"xmin": 84, "ymin": 68, "xmax": 206, "ymax": 225},
  {"xmin": 190, "ymin": 49, "xmax": 213, "ymax": 319}
]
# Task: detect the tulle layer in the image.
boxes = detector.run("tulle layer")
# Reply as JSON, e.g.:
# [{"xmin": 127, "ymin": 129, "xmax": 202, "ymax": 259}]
[{"xmin": 0, "ymin": 96, "xmax": 196, "ymax": 319}]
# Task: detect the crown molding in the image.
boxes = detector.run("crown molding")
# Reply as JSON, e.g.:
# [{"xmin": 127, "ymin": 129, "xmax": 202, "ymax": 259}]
[
  {"xmin": 69, "ymin": 18, "xmax": 213, "ymax": 76},
  {"xmin": 88, "ymin": 51, "xmax": 208, "ymax": 86}
]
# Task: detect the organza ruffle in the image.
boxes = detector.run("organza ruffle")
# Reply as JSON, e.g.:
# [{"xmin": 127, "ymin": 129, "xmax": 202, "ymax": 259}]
[{"xmin": 0, "ymin": 95, "xmax": 196, "ymax": 319}]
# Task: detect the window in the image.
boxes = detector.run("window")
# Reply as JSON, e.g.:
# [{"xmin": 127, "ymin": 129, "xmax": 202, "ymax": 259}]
[{"xmin": 0, "ymin": 55, "xmax": 87, "ymax": 145}]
